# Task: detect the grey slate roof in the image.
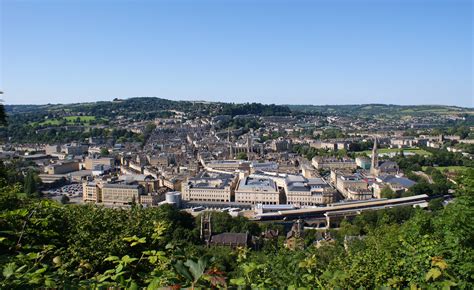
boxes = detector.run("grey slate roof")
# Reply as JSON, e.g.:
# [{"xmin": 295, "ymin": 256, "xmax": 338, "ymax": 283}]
[
  {"xmin": 210, "ymin": 233, "xmax": 249, "ymax": 246},
  {"xmin": 380, "ymin": 175, "xmax": 416, "ymax": 188}
]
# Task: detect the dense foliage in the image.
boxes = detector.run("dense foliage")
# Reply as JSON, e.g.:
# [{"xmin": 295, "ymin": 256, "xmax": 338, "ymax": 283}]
[
  {"xmin": 292, "ymin": 144, "xmax": 348, "ymax": 160},
  {"xmin": 0, "ymin": 171, "xmax": 472, "ymax": 288},
  {"xmin": 221, "ymin": 103, "xmax": 291, "ymax": 117},
  {"xmin": 3, "ymin": 123, "xmax": 144, "ymax": 144},
  {"xmin": 394, "ymin": 148, "xmax": 474, "ymax": 170}
]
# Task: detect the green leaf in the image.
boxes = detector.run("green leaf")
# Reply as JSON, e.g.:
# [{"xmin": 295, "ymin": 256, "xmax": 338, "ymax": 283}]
[
  {"xmin": 142, "ymin": 250, "xmax": 156, "ymax": 255},
  {"xmin": 104, "ymin": 269, "xmax": 115, "ymax": 275},
  {"xmin": 44, "ymin": 278, "xmax": 56, "ymax": 288},
  {"xmin": 174, "ymin": 261, "xmax": 193, "ymax": 282},
  {"xmin": 115, "ymin": 263, "xmax": 124, "ymax": 274},
  {"xmin": 3, "ymin": 262, "xmax": 16, "ymax": 278},
  {"xmin": 98, "ymin": 275, "xmax": 110, "ymax": 283},
  {"xmin": 152, "ymin": 221, "xmax": 168, "ymax": 241},
  {"xmin": 104, "ymin": 256, "xmax": 119, "ymax": 262},
  {"xmin": 242, "ymin": 262, "xmax": 258, "ymax": 274},
  {"xmin": 15, "ymin": 265, "xmax": 27, "ymax": 273},
  {"xmin": 112, "ymin": 271, "xmax": 126, "ymax": 281},
  {"xmin": 124, "ymin": 235, "xmax": 146, "ymax": 247},
  {"xmin": 184, "ymin": 257, "xmax": 208, "ymax": 282},
  {"xmin": 425, "ymin": 268, "xmax": 442, "ymax": 281},
  {"xmin": 128, "ymin": 281, "xmax": 139, "ymax": 290},
  {"xmin": 147, "ymin": 277, "xmax": 162, "ymax": 289},
  {"xmin": 121, "ymin": 255, "xmax": 138, "ymax": 264},
  {"xmin": 34, "ymin": 267, "xmax": 47, "ymax": 274},
  {"xmin": 230, "ymin": 277, "xmax": 246, "ymax": 286},
  {"xmin": 26, "ymin": 252, "xmax": 38, "ymax": 260}
]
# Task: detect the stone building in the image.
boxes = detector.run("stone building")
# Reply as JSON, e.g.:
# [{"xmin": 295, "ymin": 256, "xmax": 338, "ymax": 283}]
[
  {"xmin": 182, "ymin": 171, "xmax": 238, "ymax": 202},
  {"xmin": 312, "ymin": 157, "xmax": 357, "ymax": 170},
  {"xmin": 235, "ymin": 176, "xmax": 281, "ymax": 205}
]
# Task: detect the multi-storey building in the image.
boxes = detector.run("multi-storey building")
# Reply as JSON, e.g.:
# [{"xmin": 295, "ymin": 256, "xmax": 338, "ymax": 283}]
[
  {"xmin": 331, "ymin": 170, "xmax": 372, "ymax": 200},
  {"xmin": 355, "ymin": 156, "xmax": 371, "ymax": 170},
  {"xmin": 204, "ymin": 159, "xmax": 250, "ymax": 173},
  {"xmin": 285, "ymin": 177, "xmax": 336, "ymax": 206},
  {"xmin": 83, "ymin": 182, "xmax": 101, "ymax": 203},
  {"xmin": 62, "ymin": 143, "xmax": 88, "ymax": 155},
  {"xmin": 181, "ymin": 171, "xmax": 238, "ymax": 202},
  {"xmin": 148, "ymin": 153, "xmax": 176, "ymax": 167},
  {"xmin": 270, "ymin": 138, "xmax": 292, "ymax": 152},
  {"xmin": 84, "ymin": 157, "xmax": 115, "ymax": 170},
  {"xmin": 119, "ymin": 174, "xmax": 159, "ymax": 194},
  {"xmin": 249, "ymin": 161, "xmax": 278, "ymax": 173},
  {"xmin": 235, "ymin": 176, "xmax": 280, "ymax": 205},
  {"xmin": 45, "ymin": 160, "xmax": 80, "ymax": 174},
  {"xmin": 101, "ymin": 183, "xmax": 143, "ymax": 205},
  {"xmin": 83, "ymin": 181, "xmax": 163, "ymax": 206},
  {"xmin": 300, "ymin": 164, "xmax": 319, "ymax": 178},
  {"xmin": 311, "ymin": 140, "xmax": 351, "ymax": 151},
  {"xmin": 162, "ymin": 176, "xmax": 184, "ymax": 191},
  {"xmin": 312, "ymin": 157, "xmax": 357, "ymax": 170},
  {"xmin": 139, "ymin": 194, "xmax": 162, "ymax": 207},
  {"xmin": 44, "ymin": 144, "xmax": 61, "ymax": 155},
  {"xmin": 248, "ymin": 171, "xmax": 337, "ymax": 205},
  {"xmin": 346, "ymin": 188, "xmax": 373, "ymax": 200}
]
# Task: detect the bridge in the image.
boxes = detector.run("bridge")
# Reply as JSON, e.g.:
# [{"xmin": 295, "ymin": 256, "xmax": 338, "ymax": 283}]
[{"xmin": 253, "ymin": 194, "xmax": 430, "ymax": 228}]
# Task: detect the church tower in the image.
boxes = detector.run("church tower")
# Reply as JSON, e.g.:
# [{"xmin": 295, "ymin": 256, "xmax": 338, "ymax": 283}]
[
  {"xmin": 200, "ymin": 213, "xmax": 212, "ymax": 244},
  {"xmin": 228, "ymin": 128, "xmax": 234, "ymax": 159}
]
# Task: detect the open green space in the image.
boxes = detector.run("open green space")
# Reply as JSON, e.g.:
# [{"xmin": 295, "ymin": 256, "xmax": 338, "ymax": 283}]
[
  {"xmin": 30, "ymin": 115, "xmax": 105, "ymax": 127},
  {"xmin": 362, "ymin": 147, "xmax": 432, "ymax": 156},
  {"xmin": 63, "ymin": 116, "xmax": 96, "ymax": 122},
  {"xmin": 422, "ymin": 166, "xmax": 470, "ymax": 173}
]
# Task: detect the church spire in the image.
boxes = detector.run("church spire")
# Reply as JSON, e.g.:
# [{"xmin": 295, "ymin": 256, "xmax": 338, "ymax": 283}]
[{"xmin": 371, "ymin": 137, "xmax": 378, "ymax": 172}]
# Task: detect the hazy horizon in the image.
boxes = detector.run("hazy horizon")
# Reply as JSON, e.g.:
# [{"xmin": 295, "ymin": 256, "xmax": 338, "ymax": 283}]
[{"xmin": 2, "ymin": 0, "xmax": 472, "ymax": 107}]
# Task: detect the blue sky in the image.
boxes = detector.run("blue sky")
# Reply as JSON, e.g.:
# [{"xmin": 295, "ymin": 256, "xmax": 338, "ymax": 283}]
[{"xmin": 1, "ymin": 0, "xmax": 472, "ymax": 106}]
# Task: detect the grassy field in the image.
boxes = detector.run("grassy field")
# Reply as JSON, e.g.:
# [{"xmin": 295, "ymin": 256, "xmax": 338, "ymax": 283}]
[
  {"xmin": 422, "ymin": 166, "xmax": 470, "ymax": 173},
  {"xmin": 31, "ymin": 116, "xmax": 101, "ymax": 127},
  {"xmin": 63, "ymin": 116, "xmax": 96, "ymax": 122},
  {"xmin": 362, "ymin": 147, "xmax": 432, "ymax": 156}
]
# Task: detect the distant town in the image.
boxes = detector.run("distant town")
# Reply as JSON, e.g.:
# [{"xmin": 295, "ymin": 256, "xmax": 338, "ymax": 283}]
[
  {"xmin": 1, "ymin": 97, "xmax": 472, "ymax": 288},
  {"xmin": 1, "ymin": 98, "xmax": 472, "ymax": 225}
]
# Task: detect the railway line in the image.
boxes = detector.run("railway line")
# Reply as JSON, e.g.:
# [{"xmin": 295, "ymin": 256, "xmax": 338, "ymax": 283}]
[{"xmin": 253, "ymin": 194, "xmax": 431, "ymax": 221}]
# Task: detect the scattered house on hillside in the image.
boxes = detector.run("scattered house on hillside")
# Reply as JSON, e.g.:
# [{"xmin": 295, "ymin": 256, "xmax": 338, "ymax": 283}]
[{"xmin": 285, "ymin": 219, "xmax": 305, "ymax": 250}]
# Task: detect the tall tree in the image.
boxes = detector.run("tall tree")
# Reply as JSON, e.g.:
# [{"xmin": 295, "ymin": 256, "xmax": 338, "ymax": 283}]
[
  {"xmin": 100, "ymin": 147, "xmax": 110, "ymax": 157},
  {"xmin": 236, "ymin": 152, "xmax": 248, "ymax": 160},
  {"xmin": 0, "ymin": 100, "xmax": 7, "ymax": 126},
  {"xmin": 380, "ymin": 185, "xmax": 397, "ymax": 199},
  {"xmin": 23, "ymin": 170, "xmax": 37, "ymax": 195}
]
